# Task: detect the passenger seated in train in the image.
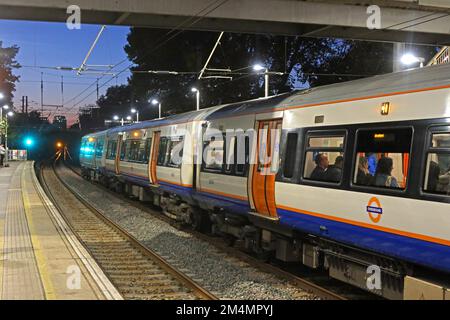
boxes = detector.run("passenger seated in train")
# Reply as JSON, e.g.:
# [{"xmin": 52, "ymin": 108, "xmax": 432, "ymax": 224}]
[
  {"xmin": 374, "ymin": 157, "xmax": 399, "ymax": 188},
  {"xmin": 437, "ymin": 167, "xmax": 450, "ymax": 194},
  {"xmin": 310, "ymin": 153, "xmax": 329, "ymax": 181},
  {"xmin": 427, "ymin": 161, "xmax": 441, "ymax": 191},
  {"xmin": 323, "ymin": 156, "xmax": 343, "ymax": 182},
  {"xmin": 357, "ymin": 156, "xmax": 373, "ymax": 185}
]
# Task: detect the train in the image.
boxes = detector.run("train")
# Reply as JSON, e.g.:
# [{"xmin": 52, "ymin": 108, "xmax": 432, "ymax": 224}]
[{"xmin": 80, "ymin": 63, "xmax": 450, "ymax": 300}]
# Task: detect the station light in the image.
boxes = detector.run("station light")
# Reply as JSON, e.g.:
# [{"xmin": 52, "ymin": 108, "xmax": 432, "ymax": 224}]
[
  {"xmin": 2, "ymin": 104, "xmax": 8, "ymax": 110},
  {"xmin": 401, "ymin": 54, "xmax": 425, "ymax": 68},
  {"xmin": 0, "ymin": 93, "xmax": 3, "ymax": 100},
  {"xmin": 126, "ymin": 115, "xmax": 132, "ymax": 121},
  {"xmin": 56, "ymin": 142, "xmax": 63, "ymax": 148},
  {"xmin": 151, "ymin": 99, "xmax": 159, "ymax": 105},
  {"xmin": 253, "ymin": 64, "xmax": 265, "ymax": 71},
  {"xmin": 88, "ymin": 137, "xmax": 95, "ymax": 142},
  {"xmin": 24, "ymin": 137, "xmax": 34, "ymax": 147},
  {"xmin": 7, "ymin": 111, "xmax": 13, "ymax": 117},
  {"xmin": 113, "ymin": 115, "xmax": 119, "ymax": 121},
  {"xmin": 131, "ymin": 108, "xmax": 137, "ymax": 114},
  {"xmin": 191, "ymin": 87, "xmax": 198, "ymax": 93}
]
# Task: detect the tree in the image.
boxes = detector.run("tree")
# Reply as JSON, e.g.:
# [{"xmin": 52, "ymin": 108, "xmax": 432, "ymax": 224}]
[{"xmin": 0, "ymin": 41, "xmax": 20, "ymax": 106}]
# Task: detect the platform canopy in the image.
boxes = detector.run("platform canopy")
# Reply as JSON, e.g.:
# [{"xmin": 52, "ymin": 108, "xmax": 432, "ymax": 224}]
[{"xmin": 0, "ymin": 0, "xmax": 449, "ymax": 45}]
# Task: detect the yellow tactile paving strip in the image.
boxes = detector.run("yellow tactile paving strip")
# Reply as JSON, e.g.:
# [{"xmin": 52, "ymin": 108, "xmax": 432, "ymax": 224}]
[
  {"xmin": 1, "ymin": 162, "xmax": 45, "ymax": 299},
  {"xmin": 0, "ymin": 162, "xmax": 112, "ymax": 300}
]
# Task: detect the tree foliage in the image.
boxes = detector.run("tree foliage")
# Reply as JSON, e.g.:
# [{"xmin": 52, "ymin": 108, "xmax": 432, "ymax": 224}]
[
  {"xmin": 0, "ymin": 41, "xmax": 20, "ymax": 106},
  {"xmin": 85, "ymin": 28, "xmax": 439, "ymax": 129}
]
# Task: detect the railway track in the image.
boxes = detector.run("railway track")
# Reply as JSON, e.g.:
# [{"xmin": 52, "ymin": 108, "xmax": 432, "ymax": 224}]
[
  {"xmin": 63, "ymin": 162, "xmax": 378, "ymax": 300},
  {"xmin": 38, "ymin": 161, "xmax": 217, "ymax": 300}
]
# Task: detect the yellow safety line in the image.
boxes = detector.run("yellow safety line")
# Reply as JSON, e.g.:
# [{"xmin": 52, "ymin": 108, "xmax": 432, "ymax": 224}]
[{"xmin": 21, "ymin": 163, "xmax": 56, "ymax": 300}]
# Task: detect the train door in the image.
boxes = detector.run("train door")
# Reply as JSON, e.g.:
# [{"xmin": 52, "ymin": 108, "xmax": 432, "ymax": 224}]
[
  {"xmin": 149, "ymin": 131, "xmax": 161, "ymax": 184},
  {"xmin": 249, "ymin": 119, "xmax": 282, "ymax": 219},
  {"xmin": 115, "ymin": 134, "xmax": 123, "ymax": 174}
]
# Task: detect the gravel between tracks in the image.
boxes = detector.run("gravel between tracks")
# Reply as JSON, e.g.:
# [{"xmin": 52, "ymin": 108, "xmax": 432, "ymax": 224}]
[{"xmin": 57, "ymin": 166, "xmax": 316, "ymax": 300}]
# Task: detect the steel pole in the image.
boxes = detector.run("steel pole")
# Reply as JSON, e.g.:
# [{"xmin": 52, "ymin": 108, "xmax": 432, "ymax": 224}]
[
  {"xmin": 196, "ymin": 91, "xmax": 200, "ymax": 111},
  {"xmin": 159, "ymin": 103, "xmax": 162, "ymax": 119},
  {"xmin": 264, "ymin": 68, "xmax": 269, "ymax": 98}
]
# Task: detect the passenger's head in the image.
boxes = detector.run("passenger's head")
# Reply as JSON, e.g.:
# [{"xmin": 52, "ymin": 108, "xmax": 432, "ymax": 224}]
[
  {"xmin": 359, "ymin": 156, "xmax": 368, "ymax": 170},
  {"xmin": 376, "ymin": 157, "xmax": 393, "ymax": 175},
  {"xmin": 334, "ymin": 156, "xmax": 344, "ymax": 169},
  {"xmin": 315, "ymin": 153, "xmax": 329, "ymax": 169}
]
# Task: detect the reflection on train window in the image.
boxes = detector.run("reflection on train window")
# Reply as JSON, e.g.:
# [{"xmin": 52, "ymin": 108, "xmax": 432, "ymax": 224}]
[
  {"xmin": 95, "ymin": 139, "xmax": 104, "ymax": 158},
  {"xmin": 283, "ymin": 132, "xmax": 298, "ymax": 178},
  {"xmin": 127, "ymin": 140, "xmax": 141, "ymax": 162},
  {"xmin": 106, "ymin": 140, "xmax": 117, "ymax": 160},
  {"xmin": 303, "ymin": 134, "xmax": 345, "ymax": 183},
  {"xmin": 353, "ymin": 128, "xmax": 412, "ymax": 190},
  {"xmin": 225, "ymin": 136, "xmax": 235, "ymax": 174},
  {"xmin": 424, "ymin": 132, "xmax": 450, "ymax": 196},
  {"xmin": 431, "ymin": 133, "xmax": 450, "ymax": 148},
  {"xmin": 204, "ymin": 137, "xmax": 224, "ymax": 171},
  {"xmin": 139, "ymin": 138, "xmax": 152, "ymax": 164},
  {"xmin": 120, "ymin": 141, "xmax": 127, "ymax": 161},
  {"xmin": 157, "ymin": 136, "xmax": 184, "ymax": 168}
]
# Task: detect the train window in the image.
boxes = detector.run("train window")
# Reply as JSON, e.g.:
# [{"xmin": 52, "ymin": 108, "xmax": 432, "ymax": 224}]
[
  {"xmin": 120, "ymin": 141, "xmax": 127, "ymax": 161},
  {"xmin": 127, "ymin": 140, "xmax": 141, "ymax": 162},
  {"xmin": 157, "ymin": 137, "xmax": 169, "ymax": 166},
  {"xmin": 204, "ymin": 136, "xmax": 224, "ymax": 172},
  {"xmin": 106, "ymin": 140, "xmax": 117, "ymax": 160},
  {"xmin": 95, "ymin": 139, "xmax": 104, "ymax": 158},
  {"xmin": 283, "ymin": 132, "xmax": 298, "ymax": 178},
  {"xmin": 157, "ymin": 136, "xmax": 184, "ymax": 168},
  {"xmin": 139, "ymin": 138, "xmax": 152, "ymax": 164},
  {"xmin": 225, "ymin": 136, "xmax": 236, "ymax": 174},
  {"xmin": 303, "ymin": 133, "xmax": 345, "ymax": 183},
  {"xmin": 235, "ymin": 136, "xmax": 249, "ymax": 176},
  {"xmin": 423, "ymin": 131, "xmax": 450, "ymax": 196},
  {"xmin": 353, "ymin": 128, "xmax": 412, "ymax": 190}
]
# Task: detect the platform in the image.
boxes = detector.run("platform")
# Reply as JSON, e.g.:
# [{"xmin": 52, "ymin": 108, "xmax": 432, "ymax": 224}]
[{"xmin": 0, "ymin": 161, "xmax": 121, "ymax": 300}]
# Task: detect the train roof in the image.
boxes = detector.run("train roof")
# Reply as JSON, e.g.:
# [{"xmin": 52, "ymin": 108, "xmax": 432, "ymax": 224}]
[
  {"xmin": 86, "ymin": 63, "xmax": 450, "ymax": 137},
  {"xmin": 206, "ymin": 63, "xmax": 450, "ymax": 120},
  {"xmin": 105, "ymin": 104, "xmax": 225, "ymax": 136}
]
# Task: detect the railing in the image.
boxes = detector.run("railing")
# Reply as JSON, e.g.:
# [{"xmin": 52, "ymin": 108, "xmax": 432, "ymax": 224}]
[
  {"xmin": 428, "ymin": 47, "xmax": 449, "ymax": 66},
  {"xmin": 7, "ymin": 150, "xmax": 28, "ymax": 161}
]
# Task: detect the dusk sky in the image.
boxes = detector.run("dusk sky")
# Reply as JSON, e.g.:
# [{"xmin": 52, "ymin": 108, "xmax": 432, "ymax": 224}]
[{"xmin": 0, "ymin": 20, "xmax": 131, "ymax": 125}]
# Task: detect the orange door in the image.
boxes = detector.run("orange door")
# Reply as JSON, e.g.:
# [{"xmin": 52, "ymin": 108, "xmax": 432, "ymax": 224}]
[
  {"xmin": 250, "ymin": 119, "xmax": 282, "ymax": 219},
  {"xmin": 149, "ymin": 131, "xmax": 161, "ymax": 184},
  {"xmin": 115, "ymin": 135, "xmax": 123, "ymax": 174}
]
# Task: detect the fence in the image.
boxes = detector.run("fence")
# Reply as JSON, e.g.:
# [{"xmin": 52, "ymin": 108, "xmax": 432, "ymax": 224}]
[{"xmin": 7, "ymin": 150, "xmax": 28, "ymax": 161}]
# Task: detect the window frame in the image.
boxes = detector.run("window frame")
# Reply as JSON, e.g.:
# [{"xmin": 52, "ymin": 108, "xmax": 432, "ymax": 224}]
[
  {"xmin": 201, "ymin": 132, "xmax": 249, "ymax": 177},
  {"xmin": 350, "ymin": 126, "xmax": 414, "ymax": 194},
  {"xmin": 300, "ymin": 129, "xmax": 347, "ymax": 187},
  {"xmin": 157, "ymin": 136, "xmax": 184, "ymax": 168},
  {"xmin": 421, "ymin": 125, "xmax": 450, "ymax": 198}
]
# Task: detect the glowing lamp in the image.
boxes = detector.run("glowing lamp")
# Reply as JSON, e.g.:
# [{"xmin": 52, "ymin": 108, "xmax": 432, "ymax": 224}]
[{"xmin": 381, "ymin": 102, "xmax": 390, "ymax": 116}]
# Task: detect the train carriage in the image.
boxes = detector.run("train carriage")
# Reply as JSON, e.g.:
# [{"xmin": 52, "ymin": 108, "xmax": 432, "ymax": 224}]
[{"xmin": 80, "ymin": 63, "xmax": 450, "ymax": 299}]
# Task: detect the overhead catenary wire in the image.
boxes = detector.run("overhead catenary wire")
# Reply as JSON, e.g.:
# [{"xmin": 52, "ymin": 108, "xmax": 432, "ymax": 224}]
[
  {"xmin": 66, "ymin": 0, "xmax": 232, "ymax": 112},
  {"xmin": 63, "ymin": 0, "xmax": 230, "ymax": 108}
]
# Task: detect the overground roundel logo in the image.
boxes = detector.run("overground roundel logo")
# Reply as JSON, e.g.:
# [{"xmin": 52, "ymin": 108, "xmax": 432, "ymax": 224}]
[{"xmin": 367, "ymin": 197, "xmax": 383, "ymax": 223}]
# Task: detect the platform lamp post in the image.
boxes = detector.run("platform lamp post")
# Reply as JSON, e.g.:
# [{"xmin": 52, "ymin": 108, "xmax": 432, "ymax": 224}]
[
  {"xmin": 5, "ymin": 111, "xmax": 13, "ymax": 163},
  {"xmin": 113, "ymin": 115, "xmax": 124, "ymax": 126},
  {"xmin": 151, "ymin": 99, "xmax": 162, "ymax": 119},
  {"xmin": 191, "ymin": 88, "xmax": 200, "ymax": 111},
  {"xmin": 131, "ymin": 108, "xmax": 139, "ymax": 123},
  {"xmin": 401, "ymin": 53, "xmax": 425, "ymax": 68},
  {"xmin": 1, "ymin": 105, "xmax": 9, "ymax": 145}
]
